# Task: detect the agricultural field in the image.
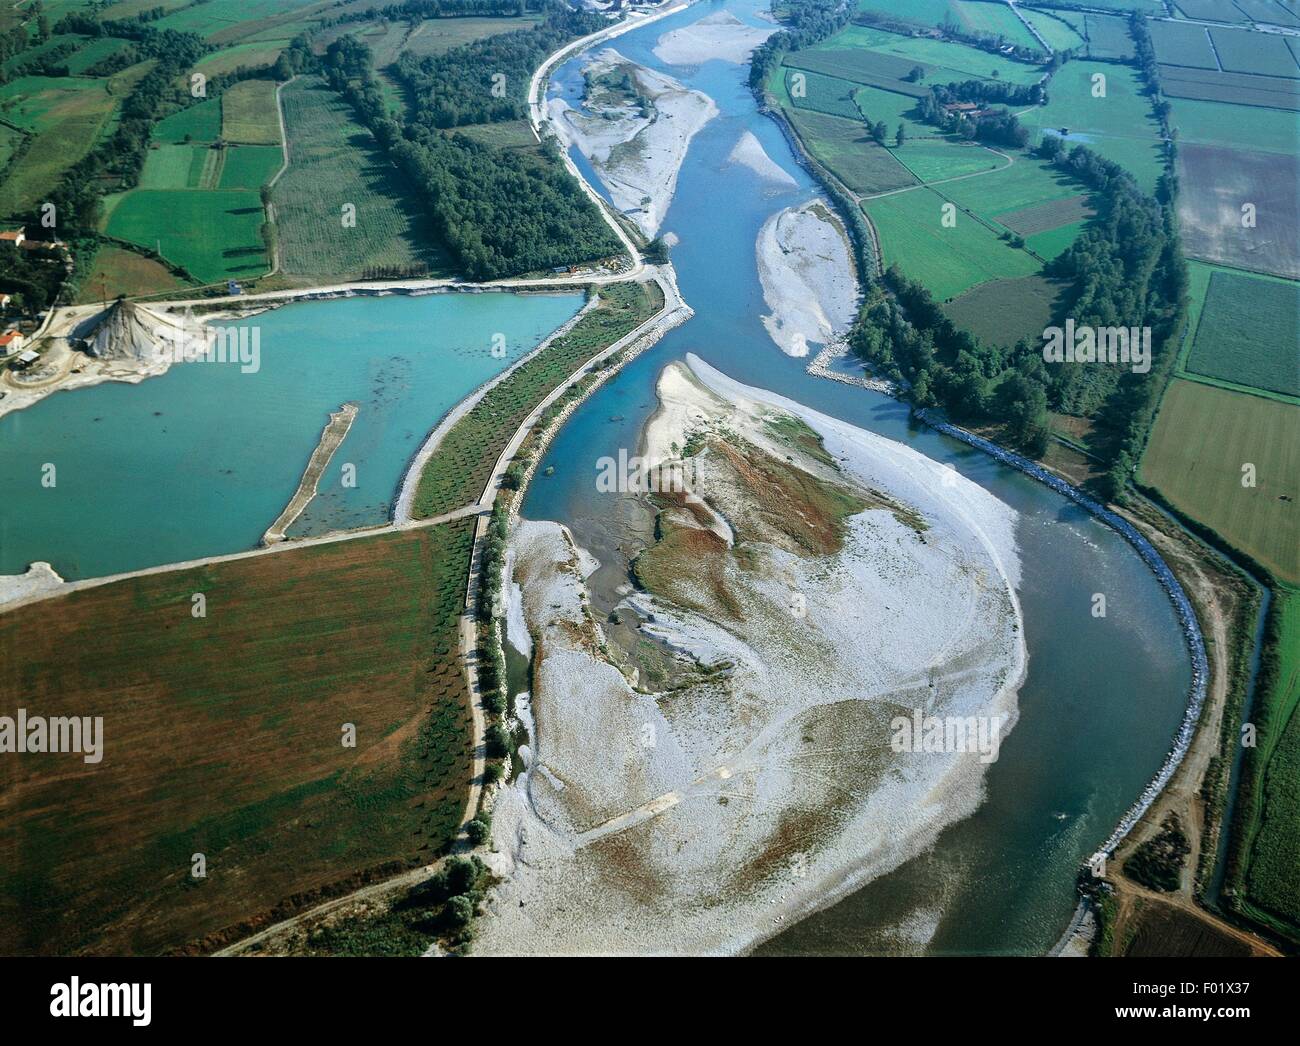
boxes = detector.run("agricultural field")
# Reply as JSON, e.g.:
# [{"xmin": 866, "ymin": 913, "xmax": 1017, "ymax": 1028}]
[
  {"xmin": 193, "ymin": 40, "xmax": 292, "ymax": 79},
  {"xmin": 273, "ymin": 77, "xmax": 450, "ymax": 279},
  {"xmin": 0, "ymin": 522, "xmax": 476, "ymax": 956},
  {"xmin": 852, "ymin": 83, "xmax": 938, "ymax": 138},
  {"xmin": 890, "ymin": 139, "xmax": 1006, "ymax": 184},
  {"xmin": 1020, "ymin": 62, "xmax": 1167, "ymax": 192},
  {"xmin": 447, "ymin": 119, "xmax": 539, "ymax": 151},
  {"xmin": 103, "ymin": 188, "xmax": 269, "ymax": 283},
  {"xmin": 218, "ymin": 144, "xmax": 283, "ymax": 190},
  {"xmin": 1176, "ymin": 143, "xmax": 1300, "ymax": 278},
  {"xmin": 1150, "ymin": 19, "xmax": 1219, "ymax": 68},
  {"xmin": 413, "ymin": 281, "xmax": 663, "ymax": 519},
  {"xmin": 1183, "ymin": 268, "xmax": 1300, "ymax": 398},
  {"xmin": 948, "ymin": 1, "xmax": 1039, "ymax": 50},
  {"xmin": 1158, "ymin": 65, "xmax": 1300, "ymax": 110},
  {"xmin": 1139, "ymin": 379, "xmax": 1299, "ymax": 583},
  {"xmin": 401, "ymin": 14, "xmax": 543, "ymax": 58},
  {"xmin": 1167, "ymin": 94, "xmax": 1299, "ymax": 151},
  {"xmin": 72, "ymin": 245, "xmax": 189, "ymax": 303},
  {"xmin": 64, "ymin": 37, "xmax": 132, "ymax": 75},
  {"xmin": 785, "ymin": 67, "xmax": 871, "ymax": 119},
  {"xmin": 0, "ymin": 75, "xmax": 119, "ymax": 217},
  {"xmin": 153, "ymin": 0, "xmax": 325, "ymax": 42},
  {"xmin": 221, "ymin": 79, "xmax": 282, "ymax": 145},
  {"xmin": 153, "ymin": 97, "xmax": 223, "ymax": 144},
  {"xmin": 1120, "ymin": 899, "xmax": 1252, "ymax": 957},
  {"xmin": 1021, "ymin": 8, "xmax": 1086, "ymax": 52},
  {"xmin": 785, "ymin": 106, "xmax": 916, "ymax": 194},
  {"xmin": 864, "ymin": 185, "xmax": 1040, "ymax": 300},
  {"xmin": 1083, "ymin": 13, "xmax": 1135, "ymax": 60},
  {"xmin": 791, "ymin": 25, "xmax": 1045, "ymax": 87},
  {"xmin": 1237, "ymin": 588, "xmax": 1300, "ymax": 939},
  {"xmin": 1209, "ymin": 25, "xmax": 1300, "ymax": 77},
  {"xmin": 1233, "ymin": 0, "xmax": 1300, "ymax": 25},
  {"xmin": 942, "ymin": 272, "xmax": 1069, "ymax": 347}
]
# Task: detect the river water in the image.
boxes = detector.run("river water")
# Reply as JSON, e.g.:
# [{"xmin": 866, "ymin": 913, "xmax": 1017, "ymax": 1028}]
[{"xmin": 522, "ymin": 0, "xmax": 1192, "ymax": 954}]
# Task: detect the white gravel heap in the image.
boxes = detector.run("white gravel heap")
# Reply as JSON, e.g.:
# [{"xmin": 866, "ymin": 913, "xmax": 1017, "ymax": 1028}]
[
  {"xmin": 550, "ymin": 49, "xmax": 717, "ymax": 239},
  {"xmin": 756, "ymin": 201, "xmax": 860, "ymax": 357},
  {"xmin": 653, "ymin": 10, "xmax": 775, "ymax": 66},
  {"xmin": 477, "ymin": 356, "xmax": 1025, "ymax": 955}
]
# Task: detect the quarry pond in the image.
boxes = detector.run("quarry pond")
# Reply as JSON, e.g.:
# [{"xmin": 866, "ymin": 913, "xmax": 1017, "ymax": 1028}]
[
  {"xmin": 507, "ymin": 0, "xmax": 1195, "ymax": 954},
  {"xmin": 0, "ymin": 290, "xmax": 582, "ymax": 580}
]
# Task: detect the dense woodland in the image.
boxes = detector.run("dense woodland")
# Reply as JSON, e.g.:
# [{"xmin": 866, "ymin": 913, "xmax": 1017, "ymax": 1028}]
[{"xmin": 313, "ymin": 8, "xmax": 622, "ymax": 280}]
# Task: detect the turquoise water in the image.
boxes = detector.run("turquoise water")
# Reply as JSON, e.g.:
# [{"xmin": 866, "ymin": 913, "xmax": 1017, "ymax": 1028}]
[
  {"xmin": 525, "ymin": 0, "xmax": 1193, "ymax": 954},
  {"xmin": 0, "ymin": 291, "xmax": 582, "ymax": 580}
]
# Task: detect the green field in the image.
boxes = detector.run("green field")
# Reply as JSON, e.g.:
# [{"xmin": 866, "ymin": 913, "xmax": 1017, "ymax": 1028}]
[
  {"xmin": 153, "ymin": 97, "xmax": 223, "ymax": 144},
  {"xmin": 193, "ymin": 39, "xmax": 291, "ymax": 79},
  {"xmin": 785, "ymin": 67, "xmax": 872, "ymax": 120},
  {"xmin": 1150, "ymin": 19, "xmax": 1218, "ymax": 68},
  {"xmin": 1209, "ymin": 26, "xmax": 1300, "ymax": 78},
  {"xmin": 1084, "ymin": 13, "xmax": 1134, "ymax": 60},
  {"xmin": 138, "ymin": 143, "xmax": 210, "ymax": 189},
  {"xmin": 218, "ymin": 144, "xmax": 282, "ymax": 190},
  {"xmin": 942, "ymin": 272, "xmax": 1068, "ymax": 346},
  {"xmin": 272, "ymin": 77, "xmax": 450, "ymax": 279},
  {"xmin": 64, "ymin": 37, "xmax": 132, "ymax": 74},
  {"xmin": 1238, "ymin": 588, "xmax": 1300, "ymax": 939},
  {"xmin": 890, "ymin": 138, "xmax": 1007, "ymax": 184},
  {"xmin": 221, "ymin": 78, "xmax": 281, "ymax": 145},
  {"xmin": 1140, "ymin": 379, "xmax": 1299, "ymax": 583},
  {"xmin": 950, "ymin": 0, "xmax": 1039, "ymax": 50},
  {"xmin": 104, "ymin": 188, "xmax": 268, "ymax": 283},
  {"xmin": 0, "ymin": 523, "xmax": 475, "ymax": 956},
  {"xmin": 1022, "ymin": 8, "xmax": 1086, "ymax": 52},
  {"xmin": 1167, "ymin": 95, "xmax": 1299, "ymax": 154},
  {"xmin": 1184, "ymin": 269, "xmax": 1300, "ymax": 398},
  {"xmin": 1022, "ymin": 62, "xmax": 1167, "ymax": 192},
  {"xmin": 795, "ymin": 24, "xmax": 1045, "ymax": 86},
  {"xmin": 0, "ymin": 76, "xmax": 119, "ymax": 217},
  {"xmin": 786, "ymin": 106, "xmax": 916, "ymax": 194},
  {"xmin": 865, "ymin": 185, "xmax": 1039, "ymax": 300},
  {"xmin": 851, "ymin": 83, "xmax": 936, "ymax": 138}
]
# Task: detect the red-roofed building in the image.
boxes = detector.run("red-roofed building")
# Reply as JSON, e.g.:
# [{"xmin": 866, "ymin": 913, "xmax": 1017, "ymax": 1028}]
[{"xmin": 0, "ymin": 230, "xmax": 25, "ymax": 246}]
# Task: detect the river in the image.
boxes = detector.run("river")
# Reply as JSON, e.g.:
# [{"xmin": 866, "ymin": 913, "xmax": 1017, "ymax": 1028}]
[{"xmin": 521, "ymin": 0, "xmax": 1193, "ymax": 955}]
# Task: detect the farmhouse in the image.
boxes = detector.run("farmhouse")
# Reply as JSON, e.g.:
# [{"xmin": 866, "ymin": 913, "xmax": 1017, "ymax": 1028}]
[
  {"xmin": 0, "ymin": 330, "xmax": 23, "ymax": 357},
  {"xmin": 0, "ymin": 230, "xmax": 25, "ymax": 247}
]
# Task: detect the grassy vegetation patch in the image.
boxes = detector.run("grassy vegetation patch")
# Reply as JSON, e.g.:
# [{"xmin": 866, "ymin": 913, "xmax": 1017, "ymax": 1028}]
[
  {"xmin": 218, "ymin": 144, "xmax": 283, "ymax": 190},
  {"xmin": 1139, "ymin": 379, "xmax": 1299, "ymax": 583},
  {"xmin": 942, "ymin": 272, "xmax": 1069, "ymax": 347},
  {"xmin": 1020, "ymin": 62, "xmax": 1166, "ymax": 192},
  {"xmin": 865, "ymin": 186, "xmax": 1039, "ymax": 300},
  {"xmin": 1167, "ymin": 95, "xmax": 1299, "ymax": 153},
  {"xmin": 72, "ymin": 245, "xmax": 190, "ymax": 303},
  {"xmin": 787, "ymin": 107, "xmax": 914, "ymax": 193},
  {"xmin": 153, "ymin": 97, "xmax": 222, "ymax": 144},
  {"xmin": 221, "ymin": 78, "xmax": 282, "ymax": 145},
  {"xmin": 1159, "ymin": 65, "xmax": 1300, "ymax": 110},
  {"xmin": 1149, "ymin": 19, "xmax": 1219, "ymax": 68},
  {"xmin": 1209, "ymin": 26, "xmax": 1300, "ymax": 78},
  {"xmin": 104, "ymin": 188, "xmax": 267, "ymax": 283},
  {"xmin": 0, "ymin": 523, "xmax": 476, "ymax": 955},
  {"xmin": 273, "ymin": 77, "xmax": 450, "ymax": 279},
  {"xmin": 1185, "ymin": 270, "xmax": 1300, "ymax": 397}
]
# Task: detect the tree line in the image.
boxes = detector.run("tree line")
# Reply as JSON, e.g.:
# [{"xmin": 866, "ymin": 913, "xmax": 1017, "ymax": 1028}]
[{"xmin": 310, "ymin": 14, "xmax": 622, "ymax": 280}]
